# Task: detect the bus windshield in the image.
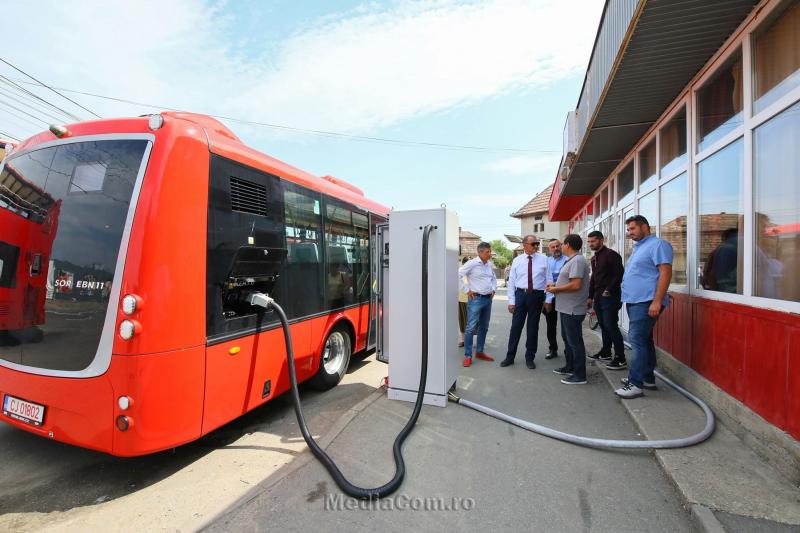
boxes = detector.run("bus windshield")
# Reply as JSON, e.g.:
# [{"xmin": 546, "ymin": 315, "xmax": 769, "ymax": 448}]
[{"xmin": 0, "ymin": 139, "xmax": 149, "ymax": 371}]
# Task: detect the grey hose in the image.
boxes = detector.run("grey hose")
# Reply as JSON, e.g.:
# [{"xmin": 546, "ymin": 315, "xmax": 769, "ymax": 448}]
[{"xmin": 449, "ymin": 370, "xmax": 714, "ymax": 449}]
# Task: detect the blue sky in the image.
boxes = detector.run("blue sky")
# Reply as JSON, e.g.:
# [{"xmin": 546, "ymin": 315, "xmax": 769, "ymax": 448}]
[{"xmin": 1, "ymin": 0, "xmax": 604, "ymax": 244}]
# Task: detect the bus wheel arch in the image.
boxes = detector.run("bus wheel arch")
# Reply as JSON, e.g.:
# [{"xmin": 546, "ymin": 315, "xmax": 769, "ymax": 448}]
[{"xmin": 308, "ymin": 319, "xmax": 354, "ymax": 390}]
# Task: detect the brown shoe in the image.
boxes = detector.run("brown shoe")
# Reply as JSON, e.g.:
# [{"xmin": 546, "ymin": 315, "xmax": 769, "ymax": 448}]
[{"xmin": 475, "ymin": 352, "xmax": 495, "ymax": 362}]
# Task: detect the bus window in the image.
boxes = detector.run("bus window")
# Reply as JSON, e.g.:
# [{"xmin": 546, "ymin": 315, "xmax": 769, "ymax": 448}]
[
  {"xmin": 0, "ymin": 140, "xmax": 148, "ymax": 371},
  {"xmin": 0, "ymin": 242, "xmax": 19, "ymax": 288},
  {"xmin": 284, "ymin": 184, "xmax": 324, "ymax": 319},
  {"xmin": 206, "ymin": 156, "xmax": 286, "ymax": 339}
]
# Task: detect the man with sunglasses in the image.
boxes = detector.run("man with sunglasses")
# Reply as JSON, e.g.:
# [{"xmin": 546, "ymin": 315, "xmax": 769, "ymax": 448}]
[{"xmin": 501, "ymin": 235, "xmax": 553, "ymax": 369}]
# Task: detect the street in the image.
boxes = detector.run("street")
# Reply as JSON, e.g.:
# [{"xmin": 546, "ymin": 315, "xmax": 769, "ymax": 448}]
[{"xmin": 0, "ymin": 288, "xmax": 697, "ymax": 532}]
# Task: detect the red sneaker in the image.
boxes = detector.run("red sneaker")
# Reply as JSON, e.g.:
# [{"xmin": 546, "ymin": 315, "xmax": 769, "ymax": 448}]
[
  {"xmin": 475, "ymin": 352, "xmax": 495, "ymax": 362},
  {"xmin": 463, "ymin": 357, "xmax": 472, "ymax": 367}
]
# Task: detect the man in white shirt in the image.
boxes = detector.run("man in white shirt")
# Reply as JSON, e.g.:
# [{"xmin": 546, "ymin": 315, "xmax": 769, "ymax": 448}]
[
  {"xmin": 501, "ymin": 235, "xmax": 554, "ymax": 369},
  {"xmin": 458, "ymin": 242, "xmax": 497, "ymax": 367}
]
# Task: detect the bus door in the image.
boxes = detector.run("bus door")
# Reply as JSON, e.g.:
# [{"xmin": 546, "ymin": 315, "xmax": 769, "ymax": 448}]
[{"xmin": 370, "ymin": 217, "xmax": 388, "ymax": 362}]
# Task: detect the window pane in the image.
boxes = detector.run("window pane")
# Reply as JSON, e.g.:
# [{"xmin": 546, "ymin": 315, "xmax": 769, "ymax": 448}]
[
  {"xmin": 618, "ymin": 163, "xmax": 634, "ymax": 206},
  {"xmin": 622, "ymin": 207, "xmax": 635, "ymax": 262},
  {"xmin": 754, "ymin": 100, "xmax": 800, "ymax": 302},
  {"xmin": 639, "ymin": 140, "xmax": 657, "ymax": 191},
  {"xmin": 284, "ymin": 186, "xmax": 324, "ymax": 318},
  {"xmin": 660, "ymin": 173, "xmax": 688, "ymax": 284},
  {"xmin": 697, "ymin": 139, "xmax": 744, "ymax": 294},
  {"xmin": 753, "ymin": 1, "xmax": 800, "ymax": 113},
  {"xmin": 325, "ymin": 203, "xmax": 357, "ymax": 309},
  {"xmin": 638, "ymin": 189, "xmax": 657, "ymax": 231},
  {"xmin": 697, "ymin": 51, "xmax": 744, "ymax": 152},
  {"xmin": 660, "ymin": 108, "xmax": 687, "ymax": 176},
  {"xmin": 600, "ymin": 187, "xmax": 608, "ymax": 216}
]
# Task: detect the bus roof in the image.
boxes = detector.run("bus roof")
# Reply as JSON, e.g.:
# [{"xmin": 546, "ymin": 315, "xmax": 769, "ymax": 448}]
[{"xmin": 10, "ymin": 112, "xmax": 389, "ymax": 217}]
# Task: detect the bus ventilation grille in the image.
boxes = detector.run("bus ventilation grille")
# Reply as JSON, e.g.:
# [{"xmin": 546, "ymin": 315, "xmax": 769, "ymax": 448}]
[{"xmin": 229, "ymin": 176, "xmax": 268, "ymax": 217}]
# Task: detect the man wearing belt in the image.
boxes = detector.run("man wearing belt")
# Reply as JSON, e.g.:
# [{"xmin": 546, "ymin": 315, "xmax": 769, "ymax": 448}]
[
  {"xmin": 615, "ymin": 215, "xmax": 673, "ymax": 399},
  {"xmin": 543, "ymin": 239, "xmax": 567, "ymax": 360},
  {"xmin": 501, "ymin": 235, "xmax": 553, "ymax": 369},
  {"xmin": 459, "ymin": 242, "xmax": 497, "ymax": 367}
]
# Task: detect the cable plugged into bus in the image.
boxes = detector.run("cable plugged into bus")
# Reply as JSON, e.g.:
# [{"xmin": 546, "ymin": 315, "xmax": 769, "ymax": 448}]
[{"xmin": 245, "ymin": 224, "xmax": 435, "ymax": 500}]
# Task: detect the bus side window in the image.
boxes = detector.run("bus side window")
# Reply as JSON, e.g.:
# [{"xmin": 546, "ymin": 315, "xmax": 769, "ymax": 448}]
[
  {"xmin": 284, "ymin": 185, "xmax": 324, "ymax": 319},
  {"xmin": 206, "ymin": 155, "xmax": 286, "ymax": 338}
]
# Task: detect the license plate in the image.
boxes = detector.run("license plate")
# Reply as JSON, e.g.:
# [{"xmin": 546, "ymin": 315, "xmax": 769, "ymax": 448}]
[{"xmin": 2, "ymin": 394, "xmax": 45, "ymax": 426}]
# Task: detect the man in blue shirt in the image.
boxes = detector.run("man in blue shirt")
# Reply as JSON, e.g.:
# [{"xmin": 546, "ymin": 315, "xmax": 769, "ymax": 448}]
[
  {"xmin": 543, "ymin": 240, "xmax": 568, "ymax": 359},
  {"xmin": 615, "ymin": 215, "xmax": 673, "ymax": 399}
]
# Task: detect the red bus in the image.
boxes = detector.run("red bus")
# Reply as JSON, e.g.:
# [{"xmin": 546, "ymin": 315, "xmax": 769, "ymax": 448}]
[{"xmin": 0, "ymin": 113, "xmax": 387, "ymax": 455}]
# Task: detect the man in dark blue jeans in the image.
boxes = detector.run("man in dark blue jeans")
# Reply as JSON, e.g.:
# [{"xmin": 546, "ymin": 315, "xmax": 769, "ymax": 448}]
[
  {"xmin": 615, "ymin": 215, "xmax": 673, "ymax": 399},
  {"xmin": 586, "ymin": 231, "xmax": 626, "ymax": 370},
  {"xmin": 459, "ymin": 242, "xmax": 497, "ymax": 367}
]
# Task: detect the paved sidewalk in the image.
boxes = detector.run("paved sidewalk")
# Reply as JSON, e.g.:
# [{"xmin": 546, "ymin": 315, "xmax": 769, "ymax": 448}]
[
  {"xmin": 208, "ymin": 294, "xmax": 800, "ymax": 532},
  {"xmin": 207, "ymin": 295, "xmax": 695, "ymax": 532},
  {"xmin": 586, "ymin": 329, "xmax": 800, "ymax": 532}
]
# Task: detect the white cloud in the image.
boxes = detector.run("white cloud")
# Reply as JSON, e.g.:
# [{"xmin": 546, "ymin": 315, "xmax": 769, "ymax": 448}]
[{"xmin": 2, "ymin": 0, "xmax": 603, "ymax": 136}]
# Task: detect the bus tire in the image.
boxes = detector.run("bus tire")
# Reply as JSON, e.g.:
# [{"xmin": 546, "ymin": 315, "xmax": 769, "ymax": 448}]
[{"xmin": 308, "ymin": 327, "xmax": 352, "ymax": 391}]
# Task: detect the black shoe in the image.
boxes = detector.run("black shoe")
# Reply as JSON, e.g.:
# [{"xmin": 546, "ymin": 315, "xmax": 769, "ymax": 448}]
[
  {"xmin": 526, "ymin": 359, "xmax": 536, "ymax": 369},
  {"xmin": 500, "ymin": 358, "xmax": 514, "ymax": 367},
  {"xmin": 552, "ymin": 366, "xmax": 572, "ymax": 375},
  {"xmin": 587, "ymin": 352, "xmax": 609, "ymax": 361},
  {"xmin": 545, "ymin": 351, "xmax": 558, "ymax": 360},
  {"xmin": 605, "ymin": 359, "xmax": 627, "ymax": 370},
  {"xmin": 561, "ymin": 374, "xmax": 587, "ymax": 385}
]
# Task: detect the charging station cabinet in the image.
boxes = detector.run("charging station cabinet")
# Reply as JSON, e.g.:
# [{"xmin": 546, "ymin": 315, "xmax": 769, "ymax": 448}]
[{"xmin": 384, "ymin": 208, "xmax": 460, "ymax": 407}]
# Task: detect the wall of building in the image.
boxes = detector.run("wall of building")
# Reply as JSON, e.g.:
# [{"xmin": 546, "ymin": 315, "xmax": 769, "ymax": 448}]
[
  {"xmin": 569, "ymin": 0, "xmax": 800, "ymax": 441},
  {"xmin": 520, "ymin": 215, "xmax": 569, "ymax": 242}
]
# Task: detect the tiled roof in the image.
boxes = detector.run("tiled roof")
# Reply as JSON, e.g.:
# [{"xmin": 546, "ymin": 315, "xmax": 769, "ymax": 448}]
[
  {"xmin": 459, "ymin": 229, "xmax": 481, "ymax": 239},
  {"xmin": 512, "ymin": 184, "xmax": 553, "ymax": 218}
]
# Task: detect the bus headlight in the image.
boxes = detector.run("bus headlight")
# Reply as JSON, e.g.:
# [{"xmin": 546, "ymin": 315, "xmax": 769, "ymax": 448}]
[
  {"xmin": 119, "ymin": 319, "xmax": 141, "ymax": 340},
  {"xmin": 148, "ymin": 114, "xmax": 164, "ymax": 130},
  {"xmin": 121, "ymin": 294, "xmax": 141, "ymax": 315},
  {"xmin": 118, "ymin": 396, "xmax": 133, "ymax": 410}
]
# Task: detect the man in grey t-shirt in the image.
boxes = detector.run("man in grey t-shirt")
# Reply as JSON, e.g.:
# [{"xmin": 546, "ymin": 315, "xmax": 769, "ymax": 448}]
[{"xmin": 546, "ymin": 234, "xmax": 591, "ymax": 385}]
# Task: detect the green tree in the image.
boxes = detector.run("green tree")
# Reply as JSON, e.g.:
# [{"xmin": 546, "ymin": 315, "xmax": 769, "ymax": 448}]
[{"xmin": 490, "ymin": 239, "xmax": 513, "ymax": 268}]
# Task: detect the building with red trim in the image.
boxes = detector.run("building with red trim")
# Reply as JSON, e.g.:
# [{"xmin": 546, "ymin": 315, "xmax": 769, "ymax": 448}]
[{"xmin": 548, "ymin": 0, "xmax": 799, "ymax": 481}]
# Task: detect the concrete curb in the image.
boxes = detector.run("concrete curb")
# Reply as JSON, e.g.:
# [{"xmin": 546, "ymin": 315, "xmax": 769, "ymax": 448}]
[
  {"xmin": 593, "ymin": 360, "xmax": 728, "ymax": 532},
  {"xmin": 198, "ymin": 386, "xmax": 385, "ymax": 530},
  {"xmin": 689, "ymin": 504, "xmax": 727, "ymax": 533}
]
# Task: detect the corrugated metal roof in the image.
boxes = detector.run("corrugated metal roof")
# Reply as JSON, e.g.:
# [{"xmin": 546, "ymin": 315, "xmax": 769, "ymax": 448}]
[{"xmin": 563, "ymin": 0, "xmax": 758, "ymax": 196}]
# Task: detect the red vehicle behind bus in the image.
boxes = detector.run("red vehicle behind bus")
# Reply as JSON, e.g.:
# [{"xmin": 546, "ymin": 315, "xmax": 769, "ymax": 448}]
[{"xmin": 0, "ymin": 113, "xmax": 387, "ymax": 456}]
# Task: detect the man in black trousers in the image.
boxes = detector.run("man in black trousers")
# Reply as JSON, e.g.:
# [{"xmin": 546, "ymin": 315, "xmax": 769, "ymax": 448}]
[{"xmin": 501, "ymin": 235, "xmax": 553, "ymax": 369}]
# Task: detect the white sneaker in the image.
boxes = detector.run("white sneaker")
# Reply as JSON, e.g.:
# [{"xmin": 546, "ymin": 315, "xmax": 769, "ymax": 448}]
[
  {"xmin": 615, "ymin": 383, "xmax": 644, "ymax": 399},
  {"xmin": 621, "ymin": 377, "xmax": 657, "ymax": 390}
]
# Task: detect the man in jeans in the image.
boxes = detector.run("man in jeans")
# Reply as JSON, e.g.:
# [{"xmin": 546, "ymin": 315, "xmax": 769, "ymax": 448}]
[
  {"xmin": 546, "ymin": 234, "xmax": 591, "ymax": 385},
  {"xmin": 586, "ymin": 230, "xmax": 626, "ymax": 370},
  {"xmin": 459, "ymin": 242, "xmax": 497, "ymax": 367},
  {"xmin": 615, "ymin": 215, "xmax": 673, "ymax": 399}
]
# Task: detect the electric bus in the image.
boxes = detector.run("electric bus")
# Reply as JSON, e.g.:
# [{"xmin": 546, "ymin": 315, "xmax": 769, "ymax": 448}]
[{"xmin": 0, "ymin": 112, "xmax": 388, "ymax": 456}]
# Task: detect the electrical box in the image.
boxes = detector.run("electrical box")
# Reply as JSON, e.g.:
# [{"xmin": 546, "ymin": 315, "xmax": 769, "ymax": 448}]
[{"xmin": 384, "ymin": 208, "xmax": 459, "ymax": 407}]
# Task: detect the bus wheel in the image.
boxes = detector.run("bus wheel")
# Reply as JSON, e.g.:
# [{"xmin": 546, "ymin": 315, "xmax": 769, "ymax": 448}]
[{"xmin": 309, "ymin": 327, "xmax": 351, "ymax": 390}]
